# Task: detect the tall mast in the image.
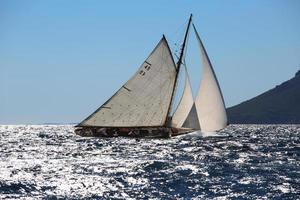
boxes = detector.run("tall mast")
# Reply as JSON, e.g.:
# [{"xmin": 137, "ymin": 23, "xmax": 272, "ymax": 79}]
[
  {"xmin": 165, "ymin": 14, "xmax": 193, "ymax": 126},
  {"xmin": 176, "ymin": 14, "xmax": 193, "ymax": 71}
]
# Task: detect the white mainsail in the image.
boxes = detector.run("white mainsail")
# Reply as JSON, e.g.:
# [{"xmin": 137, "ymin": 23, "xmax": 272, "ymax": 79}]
[
  {"xmin": 193, "ymin": 24, "xmax": 228, "ymax": 132},
  {"xmin": 79, "ymin": 37, "xmax": 177, "ymax": 127},
  {"xmin": 171, "ymin": 67, "xmax": 194, "ymax": 128}
]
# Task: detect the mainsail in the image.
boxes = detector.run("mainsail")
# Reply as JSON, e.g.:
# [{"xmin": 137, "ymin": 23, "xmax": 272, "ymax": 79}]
[
  {"xmin": 78, "ymin": 36, "xmax": 177, "ymax": 127},
  {"xmin": 193, "ymin": 24, "xmax": 228, "ymax": 132},
  {"xmin": 76, "ymin": 15, "xmax": 228, "ymax": 138}
]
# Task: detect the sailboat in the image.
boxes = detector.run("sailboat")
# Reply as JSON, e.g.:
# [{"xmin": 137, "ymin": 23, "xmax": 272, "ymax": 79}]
[{"xmin": 75, "ymin": 15, "xmax": 228, "ymax": 138}]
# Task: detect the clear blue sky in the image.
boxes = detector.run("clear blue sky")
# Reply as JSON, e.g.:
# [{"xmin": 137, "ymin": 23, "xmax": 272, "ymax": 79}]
[{"xmin": 1, "ymin": 0, "xmax": 299, "ymax": 124}]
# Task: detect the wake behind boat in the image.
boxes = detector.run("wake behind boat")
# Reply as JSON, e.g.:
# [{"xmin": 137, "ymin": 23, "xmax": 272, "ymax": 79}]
[{"xmin": 75, "ymin": 14, "xmax": 228, "ymax": 138}]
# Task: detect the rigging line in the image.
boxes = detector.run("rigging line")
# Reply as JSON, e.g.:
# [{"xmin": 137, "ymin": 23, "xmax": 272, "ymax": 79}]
[
  {"xmin": 165, "ymin": 14, "xmax": 193, "ymax": 126},
  {"xmin": 168, "ymin": 18, "xmax": 190, "ymax": 60},
  {"xmin": 168, "ymin": 18, "xmax": 189, "ymax": 44},
  {"xmin": 181, "ymin": 26, "xmax": 190, "ymax": 67},
  {"xmin": 176, "ymin": 14, "xmax": 192, "ymax": 72},
  {"xmin": 174, "ymin": 53, "xmax": 180, "ymax": 61},
  {"xmin": 170, "ymin": 18, "xmax": 189, "ymax": 37}
]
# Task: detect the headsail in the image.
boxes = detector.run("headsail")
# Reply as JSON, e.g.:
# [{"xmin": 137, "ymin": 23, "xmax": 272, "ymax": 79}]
[
  {"xmin": 193, "ymin": 24, "xmax": 228, "ymax": 132},
  {"xmin": 78, "ymin": 36, "xmax": 177, "ymax": 127},
  {"xmin": 167, "ymin": 14, "xmax": 193, "ymax": 127},
  {"xmin": 171, "ymin": 66, "xmax": 195, "ymax": 128},
  {"xmin": 182, "ymin": 103, "xmax": 200, "ymax": 130}
]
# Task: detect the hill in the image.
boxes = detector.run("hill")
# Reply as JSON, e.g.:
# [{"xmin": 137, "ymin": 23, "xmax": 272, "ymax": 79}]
[{"xmin": 227, "ymin": 70, "xmax": 300, "ymax": 124}]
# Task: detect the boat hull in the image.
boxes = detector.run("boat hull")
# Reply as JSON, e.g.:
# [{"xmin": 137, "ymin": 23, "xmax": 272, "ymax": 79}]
[{"xmin": 74, "ymin": 127, "xmax": 193, "ymax": 138}]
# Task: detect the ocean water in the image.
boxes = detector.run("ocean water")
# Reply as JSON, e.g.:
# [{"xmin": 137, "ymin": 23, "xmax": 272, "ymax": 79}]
[{"xmin": 0, "ymin": 125, "xmax": 299, "ymax": 199}]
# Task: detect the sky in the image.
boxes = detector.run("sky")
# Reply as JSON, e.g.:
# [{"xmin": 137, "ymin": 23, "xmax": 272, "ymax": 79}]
[{"xmin": 0, "ymin": 0, "xmax": 299, "ymax": 124}]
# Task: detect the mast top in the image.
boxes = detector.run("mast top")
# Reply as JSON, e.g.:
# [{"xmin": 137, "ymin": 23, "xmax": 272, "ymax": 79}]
[
  {"xmin": 176, "ymin": 14, "xmax": 193, "ymax": 71},
  {"xmin": 165, "ymin": 14, "xmax": 193, "ymax": 126}
]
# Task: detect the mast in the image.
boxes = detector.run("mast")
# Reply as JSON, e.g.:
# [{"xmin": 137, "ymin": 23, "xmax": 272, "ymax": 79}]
[
  {"xmin": 176, "ymin": 14, "xmax": 193, "ymax": 71},
  {"xmin": 165, "ymin": 14, "xmax": 193, "ymax": 126}
]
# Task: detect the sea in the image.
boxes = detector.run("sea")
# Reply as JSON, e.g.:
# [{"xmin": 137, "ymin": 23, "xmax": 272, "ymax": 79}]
[{"xmin": 0, "ymin": 125, "xmax": 299, "ymax": 199}]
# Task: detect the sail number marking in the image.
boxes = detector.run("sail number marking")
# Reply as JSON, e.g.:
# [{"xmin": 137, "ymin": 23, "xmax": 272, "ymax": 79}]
[{"xmin": 139, "ymin": 62, "xmax": 151, "ymax": 76}]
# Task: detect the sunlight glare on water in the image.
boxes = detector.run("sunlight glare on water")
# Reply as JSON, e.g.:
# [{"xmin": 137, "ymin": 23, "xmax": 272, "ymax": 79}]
[{"xmin": 0, "ymin": 125, "xmax": 299, "ymax": 199}]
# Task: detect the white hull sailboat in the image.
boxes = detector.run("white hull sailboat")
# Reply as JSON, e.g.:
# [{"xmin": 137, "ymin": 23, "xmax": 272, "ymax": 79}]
[{"xmin": 75, "ymin": 15, "xmax": 228, "ymax": 138}]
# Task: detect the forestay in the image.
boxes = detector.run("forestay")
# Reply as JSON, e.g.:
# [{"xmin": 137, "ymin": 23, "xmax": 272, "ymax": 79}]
[
  {"xmin": 78, "ymin": 37, "xmax": 177, "ymax": 127},
  {"xmin": 193, "ymin": 24, "xmax": 228, "ymax": 132}
]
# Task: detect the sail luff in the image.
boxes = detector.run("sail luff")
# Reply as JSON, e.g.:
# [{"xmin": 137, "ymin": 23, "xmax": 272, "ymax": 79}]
[
  {"xmin": 192, "ymin": 24, "xmax": 226, "ymax": 107},
  {"xmin": 171, "ymin": 66, "xmax": 194, "ymax": 128},
  {"xmin": 77, "ymin": 36, "xmax": 177, "ymax": 127},
  {"xmin": 166, "ymin": 14, "xmax": 193, "ymax": 126},
  {"xmin": 163, "ymin": 35, "xmax": 179, "ymax": 125},
  {"xmin": 193, "ymin": 23, "xmax": 228, "ymax": 132}
]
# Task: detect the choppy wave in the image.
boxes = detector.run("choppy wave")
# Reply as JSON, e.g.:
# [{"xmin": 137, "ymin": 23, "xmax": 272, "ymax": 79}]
[{"xmin": 0, "ymin": 125, "xmax": 299, "ymax": 199}]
